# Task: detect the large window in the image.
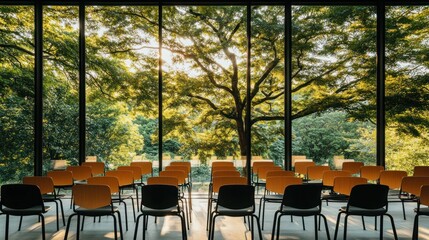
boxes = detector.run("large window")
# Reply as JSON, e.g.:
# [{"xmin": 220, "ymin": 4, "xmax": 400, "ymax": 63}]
[
  {"xmin": 0, "ymin": 6, "xmax": 34, "ymax": 183},
  {"xmin": 386, "ymin": 6, "xmax": 429, "ymax": 173},
  {"xmin": 85, "ymin": 6, "xmax": 159, "ymax": 169},
  {"xmin": 42, "ymin": 6, "xmax": 79, "ymax": 170},
  {"xmin": 291, "ymin": 6, "xmax": 377, "ymax": 167}
]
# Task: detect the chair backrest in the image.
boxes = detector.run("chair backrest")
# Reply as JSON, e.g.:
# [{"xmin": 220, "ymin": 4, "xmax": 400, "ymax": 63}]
[
  {"xmin": 282, "ymin": 184, "xmax": 323, "ymax": 210},
  {"xmin": 165, "ymin": 165, "xmax": 189, "ymax": 176},
  {"xmin": 419, "ymin": 185, "xmax": 429, "ymax": 206},
  {"xmin": 211, "ymin": 166, "xmax": 236, "ymax": 172},
  {"xmin": 211, "ymin": 161, "xmax": 234, "ymax": 168},
  {"xmin": 66, "ymin": 165, "xmax": 93, "ymax": 181},
  {"xmin": 1, "ymin": 184, "xmax": 44, "ymax": 210},
  {"xmin": 413, "ymin": 166, "xmax": 429, "ymax": 177},
  {"xmin": 141, "ymin": 184, "xmax": 179, "ymax": 209},
  {"xmin": 342, "ymin": 161, "xmax": 364, "ymax": 175},
  {"xmin": 322, "ymin": 170, "xmax": 352, "ymax": 187},
  {"xmin": 159, "ymin": 170, "xmax": 186, "ymax": 185},
  {"xmin": 307, "ymin": 165, "xmax": 331, "ymax": 181},
  {"xmin": 130, "ymin": 161, "xmax": 153, "ymax": 175},
  {"xmin": 22, "ymin": 176, "xmax": 55, "ymax": 194},
  {"xmin": 212, "ymin": 170, "xmax": 241, "ymax": 178},
  {"xmin": 294, "ymin": 161, "xmax": 316, "ymax": 176},
  {"xmin": 117, "ymin": 166, "xmax": 142, "ymax": 181},
  {"xmin": 347, "ymin": 184, "xmax": 389, "ymax": 210},
  {"xmin": 212, "ymin": 176, "xmax": 247, "ymax": 193},
  {"xmin": 87, "ymin": 176, "xmax": 120, "ymax": 194},
  {"xmin": 47, "ymin": 170, "xmax": 74, "ymax": 186},
  {"xmin": 252, "ymin": 161, "xmax": 275, "ymax": 174},
  {"xmin": 291, "ymin": 155, "xmax": 308, "ymax": 167},
  {"xmin": 257, "ymin": 166, "xmax": 283, "ymax": 180},
  {"xmin": 217, "ymin": 185, "xmax": 255, "ymax": 210},
  {"xmin": 82, "ymin": 162, "xmax": 105, "ymax": 176},
  {"xmin": 333, "ymin": 177, "xmax": 368, "ymax": 196},
  {"xmin": 106, "ymin": 170, "xmax": 134, "ymax": 187},
  {"xmin": 72, "ymin": 184, "xmax": 111, "ymax": 209},
  {"xmin": 266, "ymin": 176, "xmax": 303, "ymax": 194},
  {"xmin": 333, "ymin": 158, "xmax": 354, "ymax": 170},
  {"xmin": 266, "ymin": 170, "xmax": 295, "ymax": 178},
  {"xmin": 400, "ymin": 176, "xmax": 429, "ymax": 197},
  {"xmin": 379, "ymin": 170, "xmax": 408, "ymax": 190},
  {"xmin": 360, "ymin": 166, "xmax": 384, "ymax": 182},
  {"xmin": 170, "ymin": 161, "xmax": 191, "ymax": 174},
  {"xmin": 147, "ymin": 176, "xmax": 179, "ymax": 187}
]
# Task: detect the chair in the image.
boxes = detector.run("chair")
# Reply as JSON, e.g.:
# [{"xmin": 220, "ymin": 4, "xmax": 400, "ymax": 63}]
[
  {"xmin": 170, "ymin": 161, "xmax": 192, "ymax": 182},
  {"xmin": 87, "ymin": 176, "xmax": 131, "ymax": 231},
  {"xmin": 211, "ymin": 161, "xmax": 235, "ymax": 168},
  {"xmin": 130, "ymin": 161, "xmax": 153, "ymax": 183},
  {"xmin": 307, "ymin": 165, "xmax": 331, "ymax": 183},
  {"xmin": 379, "ymin": 170, "xmax": 407, "ymax": 192},
  {"xmin": 147, "ymin": 176, "xmax": 179, "ymax": 187},
  {"xmin": 256, "ymin": 166, "xmax": 283, "ymax": 183},
  {"xmin": 322, "ymin": 176, "xmax": 367, "ymax": 205},
  {"xmin": 271, "ymin": 184, "xmax": 330, "ymax": 240},
  {"xmin": 117, "ymin": 166, "xmax": 143, "ymax": 190},
  {"xmin": 207, "ymin": 176, "xmax": 247, "ymax": 230},
  {"xmin": 294, "ymin": 161, "xmax": 316, "ymax": 180},
  {"xmin": 22, "ymin": 176, "xmax": 65, "ymax": 230},
  {"xmin": 106, "ymin": 170, "xmax": 138, "ymax": 217},
  {"xmin": 82, "ymin": 162, "xmax": 105, "ymax": 176},
  {"xmin": 0, "ymin": 184, "xmax": 50, "ymax": 240},
  {"xmin": 333, "ymin": 158, "xmax": 354, "ymax": 170},
  {"xmin": 413, "ymin": 166, "xmax": 429, "ymax": 177},
  {"xmin": 64, "ymin": 184, "xmax": 123, "ymax": 240},
  {"xmin": 66, "ymin": 166, "xmax": 93, "ymax": 183},
  {"xmin": 212, "ymin": 170, "xmax": 241, "ymax": 178},
  {"xmin": 209, "ymin": 185, "xmax": 263, "ymax": 240},
  {"xmin": 360, "ymin": 166, "xmax": 384, "ymax": 183},
  {"xmin": 47, "ymin": 170, "xmax": 74, "ymax": 194},
  {"xmin": 342, "ymin": 161, "xmax": 364, "ymax": 175},
  {"xmin": 412, "ymin": 185, "xmax": 429, "ymax": 239},
  {"xmin": 291, "ymin": 155, "xmax": 307, "ymax": 167},
  {"xmin": 252, "ymin": 161, "xmax": 275, "ymax": 184},
  {"xmin": 259, "ymin": 176, "xmax": 303, "ymax": 230},
  {"xmin": 321, "ymin": 170, "xmax": 352, "ymax": 191},
  {"xmin": 333, "ymin": 184, "xmax": 398, "ymax": 240},
  {"xmin": 399, "ymin": 176, "xmax": 429, "ymax": 220},
  {"xmin": 266, "ymin": 170, "xmax": 295, "ymax": 178},
  {"xmin": 133, "ymin": 185, "xmax": 187, "ymax": 240}
]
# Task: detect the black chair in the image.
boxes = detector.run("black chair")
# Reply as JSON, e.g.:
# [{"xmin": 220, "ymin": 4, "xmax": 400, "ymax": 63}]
[
  {"xmin": 133, "ymin": 184, "xmax": 187, "ymax": 240},
  {"xmin": 334, "ymin": 184, "xmax": 398, "ymax": 240},
  {"xmin": 0, "ymin": 184, "xmax": 50, "ymax": 240},
  {"xmin": 208, "ymin": 185, "xmax": 263, "ymax": 240},
  {"xmin": 412, "ymin": 185, "xmax": 429, "ymax": 240},
  {"xmin": 271, "ymin": 184, "xmax": 330, "ymax": 240}
]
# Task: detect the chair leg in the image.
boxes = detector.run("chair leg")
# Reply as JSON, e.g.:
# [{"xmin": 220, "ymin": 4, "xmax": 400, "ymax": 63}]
[
  {"xmin": 133, "ymin": 214, "xmax": 143, "ymax": 240},
  {"xmin": 64, "ymin": 213, "xmax": 76, "ymax": 240},
  {"xmin": 120, "ymin": 200, "xmax": 129, "ymax": 231},
  {"xmin": 319, "ymin": 214, "xmax": 331, "ymax": 240},
  {"xmin": 333, "ymin": 212, "xmax": 344, "ymax": 240},
  {"xmin": 59, "ymin": 199, "xmax": 66, "ymax": 226},
  {"xmin": 302, "ymin": 216, "xmax": 306, "ymax": 230},
  {"xmin": 112, "ymin": 214, "xmax": 118, "ymax": 240},
  {"xmin": 76, "ymin": 215, "xmax": 81, "ymax": 240},
  {"xmin": 343, "ymin": 214, "xmax": 349, "ymax": 240},
  {"xmin": 276, "ymin": 214, "xmax": 284, "ymax": 240},
  {"xmin": 18, "ymin": 216, "xmax": 23, "ymax": 231},
  {"xmin": 374, "ymin": 216, "xmax": 377, "ymax": 230},
  {"xmin": 180, "ymin": 211, "xmax": 188, "ymax": 240},
  {"xmin": 251, "ymin": 215, "xmax": 254, "ymax": 240},
  {"xmin": 210, "ymin": 214, "xmax": 219, "ymax": 240},
  {"xmin": 380, "ymin": 215, "xmax": 384, "ymax": 239},
  {"xmin": 5, "ymin": 214, "xmax": 9, "ymax": 240},
  {"xmin": 412, "ymin": 214, "xmax": 419, "ymax": 240},
  {"xmin": 54, "ymin": 200, "xmax": 60, "ymax": 230},
  {"xmin": 314, "ymin": 215, "xmax": 318, "ymax": 240},
  {"xmin": 361, "ymin": 216, "xmax": 366, "ymax": 230},
  {"xmin": 252, "ymin": 215, "xmax": 263, "ymax": 240},
  {"xmin": 116, "ymin": 211, "xmax": 124, "ymax": 240},
  {"xmin": 385, "ymin": 213, "xmax": 398, "ymax": 240},
  {"xmin": 271, "ymin": 211, "xmax": 280, "ymax": 240},
  {"xmin": 401, "ymin": 200, "xmax": 406, "ymax": 220}
]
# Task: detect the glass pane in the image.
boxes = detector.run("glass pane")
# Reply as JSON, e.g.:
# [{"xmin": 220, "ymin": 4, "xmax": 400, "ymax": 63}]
[
  {"xmin": 251, "ymin": 6, "xmax": 285, "ymax": 168},
  {"xmin": 386, "ymin": 6, "xmax": 429, "ymax": 174},
  {"xmin": 0, "ymin": 6, "xmax": 34, "ymax": 183},
  {"xmin": 86, "ymin": 6, "xmax": 159, "ymax": 170},
  {"xmin": 43, "ymin": 6, "xmax": 79, "ymax": 171},
  {"xmin": 162, "ymin": 6, "xmax": 247, "ymax": 191},
  {"xmin": 291, "ymin": 6, "xmax": 377, "ymax": 169}
]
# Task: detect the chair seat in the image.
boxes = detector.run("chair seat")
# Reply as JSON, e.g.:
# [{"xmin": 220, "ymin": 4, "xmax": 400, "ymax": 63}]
[
  {"xmin": 414, "ymin": 207, "xmax": 429, "ymax": 215},
  {"xmin": 216, "ymin": 206, "xmax": 254, "ymax": 216},
  {"xmin": 141, "ymin": 206, "xmax": 180, "ymax": 216},
  {"xmin": 2, "ymin": 206, "xmax": 50, "ymax": 215},
  {"xmin": 75, "ymin": 206, "xmax": 119, "ymax": 216},
  {"xmin": 279, "ymin": 206, "xmax": 320, "ymax": 216},
  {"xmin": 264, "ymin": 194, "xmax": 283, "ymax": 201},
  {"xmin": 340, "ymin": 206, "xmax": 387, "ymax": 215}
]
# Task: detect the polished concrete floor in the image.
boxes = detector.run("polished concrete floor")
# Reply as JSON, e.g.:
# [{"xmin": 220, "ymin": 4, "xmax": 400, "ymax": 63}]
[{"xmin": 0, "ymin": 190, "xmax": 428, "ymax": 239}]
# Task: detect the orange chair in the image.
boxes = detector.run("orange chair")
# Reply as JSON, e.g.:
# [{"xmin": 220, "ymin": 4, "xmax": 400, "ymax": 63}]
[
  {"xmin": 212, "ymin": 170, "xmax": 240, "ymax": 178},
  {"xmin": 130, "ymin": 161, "xmax": 153, "ymax": 183},
  {"xmin": 379, "ymin": 170, "xmax": 408, "ymax": 191},
  {"xmin": 360, "ymin": 165, "xmax": 384, "ymax": 183},
  {"xmin": 147, "ymin": 176, "xmax": 179, "ymax": 187},
  {"xmin": 322, "ymin": 176, "xmax": 367, "ymax": 205},
  {"xmin": 321, "ymin": 170, "xmax": 352, "ymax": 191},
  {"xmin": 47, "ymin": 170, "xmax": 74, "ymax": 193},
  {"xmin": 66, "ymin": 166, "xmax": 92, "ymax": 183},
  {"xmin": 413, "ymin": 166, "xmax": 429, "ymax": 177},
  {"xmin": 170, "ymin": 161, "xmax": 192, "ymax": 182},
  {"xmin": 211, "ymin": 161, "xmax": 234, "ymax": 168},
  {"xmin": 266, "ymin": 170, "xmax": 295, "ymax": 178},
  {"xmin": 206, "ymin": 176, "xmax": 247, "ymax": 230},
  {"xmin": 82, "ymin": 162, "xmax": 105, "ymax": 176},
  {"xmin": 342, "ymin": 161, "xmax": 364, "ymax": 175},
  {"xmin": 294, "ymin": 161, "xmax": 316, "ymax": 180},
  {"xmin": 117, "ymin": 166, "xmax": 143, "ymax": 186},
  {"xmin": 258, "ymin": 176, "xmax": 303, "ymax": 229},
  {"xmin": 412, "ymin": 185, "xmax": 429, "ymax": 239},
  {"xmin": 399, "ymin": 176, "xmax": 429, "ymax": 220},
  {"xmin": 307, "ymin": 165, "xmax": 330, "ymax": 182},
  {"xmin": 257, "ymin": 166, "xmax": 283, "ymax": 182},
  {"xmin": 22, "ymin": 176, "xmax": 65, "ymax": 230},
  {"xmin": 106, "ymin": 170, "xmax": 138, "ymax": 217},
  {"xmin": 64, "ymin": 184, "xmax": 123, "ymax": 240},
  {"xmin": 252, "ymin": 161, "xmax": 275, "ymax": 185},
  {"xmin": 87, "ymin": 176, "xmax": 132, "ymax": 231}
]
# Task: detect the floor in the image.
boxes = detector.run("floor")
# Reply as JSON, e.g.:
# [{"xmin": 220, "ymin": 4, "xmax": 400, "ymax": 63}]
[{"xmin": 0, "ymin": 189, "xmax": 428, "ymax": 239}]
